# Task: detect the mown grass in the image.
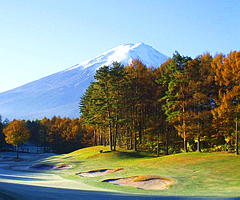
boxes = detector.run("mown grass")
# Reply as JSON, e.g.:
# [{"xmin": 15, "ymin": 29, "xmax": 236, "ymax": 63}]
[{"xmin": 43, "ymin": 146, "xmax": 240, "ymax": 197}]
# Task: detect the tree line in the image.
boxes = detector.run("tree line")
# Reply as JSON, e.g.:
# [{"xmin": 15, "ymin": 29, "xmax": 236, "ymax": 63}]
[
  {"xmin": 1, "ymin": 51, "xmax": 239, "ymax": 156},
  {"xmin": 0, "ymin": 116, "xmax": 92, "ymax": 154},
  {"xmin": 80, "ymin": 51, "xmax": 240, "ymax": 155}
]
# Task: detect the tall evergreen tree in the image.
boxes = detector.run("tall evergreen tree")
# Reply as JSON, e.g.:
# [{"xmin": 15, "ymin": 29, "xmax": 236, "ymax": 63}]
[
  {"xmin": 154, "ymin": 59, "xmax": 174, "ymax": 155},
  {"xmin": 0, "ymin": 115, "xmax": 6, "ymax": 149},
  {"xmin": 161, "ymin": 52, "xmax": 191, "ymax": 153},
  {"xmin": 80, "ymin": 62, "xmax": 128, "ymax": 151},
  {"xmin": 109, "ymin": 62, "xmax": 128, "ymax": 149},
  {"xmin": 80, "ymin": 82, "xmax": 101, "ymax": 146}
]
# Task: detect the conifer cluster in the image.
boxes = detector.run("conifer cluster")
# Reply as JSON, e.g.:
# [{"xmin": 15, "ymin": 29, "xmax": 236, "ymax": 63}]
[
  {"xmin": 1, "ymin": 51, "xmax": 239, "ymax": 155},
  {"xmin": 80, "ymin": 51, "xmax": 240, "ymax": 155}
]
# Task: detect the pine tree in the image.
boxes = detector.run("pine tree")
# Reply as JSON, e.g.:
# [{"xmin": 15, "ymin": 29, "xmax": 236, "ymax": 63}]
[
  {"xmin": 80, "ymin": 82, "xmax": 100, "ymax": 146},
  {"xmin": 80, "ymin": 63, "xmax": 128, "ymax": 150},
  {"xmin": 153, "ymin": 62, "xmax": 170, "ymax": 155},
  {"xmin": 161, "ymin": 52, "xmax": 191, "ymax": 153},
  {"xmin": 109, "ymin": 62, "xmax": 128, "ymax": 149},
  {"xmin": 40, "ymin": 117, "xmax": 50, "ymax": 153},
  {"xmin": 0, "ymin": 115, "xmax": 5, "ymax": 148}
]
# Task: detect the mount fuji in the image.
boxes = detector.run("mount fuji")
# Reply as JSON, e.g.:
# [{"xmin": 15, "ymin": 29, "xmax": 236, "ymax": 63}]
[{"xmin": 0, "ymin": 43, "xmax": 168, "ymax": 120}]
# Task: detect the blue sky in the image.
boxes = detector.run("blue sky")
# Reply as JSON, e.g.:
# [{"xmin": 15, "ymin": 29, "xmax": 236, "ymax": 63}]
[{"xmin": 0, "ymin": 0, "xmax": 239, "ymax": 93}]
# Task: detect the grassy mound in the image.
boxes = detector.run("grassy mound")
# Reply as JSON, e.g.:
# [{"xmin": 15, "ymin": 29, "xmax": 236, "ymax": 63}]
[{"xmin": 41, "ymin": 146, "xmax": 240, "ymax": 197}]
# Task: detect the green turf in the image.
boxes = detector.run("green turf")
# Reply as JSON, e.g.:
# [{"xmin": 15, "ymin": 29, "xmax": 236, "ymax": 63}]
[{"xmin": 43, "ymin": 146, "xmax": 240, "ymax": 197}]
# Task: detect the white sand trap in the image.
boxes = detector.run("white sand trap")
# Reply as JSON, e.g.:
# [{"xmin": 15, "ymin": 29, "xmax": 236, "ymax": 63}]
[
  {"xmin": 29, "ymin": 163, "xmax": 71, "ymax": 170},
  {"xmin": 62, "ymin": 155, "xmax": 74, "ymax": 159},
  {"xmin": 29, "ymin": 163, "xmax": 54, "ymax": 170},
  {"xmin": 52, "ymin": 163, "xmax": 71, "ymax": 170},
  {"xmin": 10, "ymin": 163, "xmax": 71, "ymax": 171},
  {"xmin": 103, "ymin": 175, "xmax": 174, "ymax": 190},
  {"xmin": 76, "ymin": 168, "xmax": 124, "ymax": 177}
]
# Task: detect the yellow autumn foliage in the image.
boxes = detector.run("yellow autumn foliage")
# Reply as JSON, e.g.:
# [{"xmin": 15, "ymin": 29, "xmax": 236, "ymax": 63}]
[{"xmin": 3, "ymin": 120, "xmax": 30, "ymax": 147}]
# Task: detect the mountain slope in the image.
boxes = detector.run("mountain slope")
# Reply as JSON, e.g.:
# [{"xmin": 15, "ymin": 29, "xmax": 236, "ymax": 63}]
[{"xmin": 0, "ymin": 43, "xmax": 168, "ymax": 120}]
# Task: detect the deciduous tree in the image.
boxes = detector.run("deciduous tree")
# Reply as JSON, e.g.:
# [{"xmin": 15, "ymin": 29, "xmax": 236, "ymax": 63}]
[
  {"xmin": 212, "ymin": 51, "xmax": 240, "ymax": 154},
  {"xmin": 3, "ymin": 120, "xmax": 30, "ymax": 158}
]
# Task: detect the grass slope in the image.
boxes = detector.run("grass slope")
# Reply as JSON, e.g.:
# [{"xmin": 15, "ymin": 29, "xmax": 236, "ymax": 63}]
[{"xmin": 43, "ymin": 146, "xmax": 240, "ymax": 197}]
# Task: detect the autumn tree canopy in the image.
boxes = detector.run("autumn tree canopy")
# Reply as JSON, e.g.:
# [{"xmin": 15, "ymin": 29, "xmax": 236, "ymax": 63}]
[
  {"xmin": 79, "ymin": 51, "xmax": 240, "ymax": 155},
  {"xmin": 3, "ymin": 120, "xmax": 30, "ymax": 158},
  {"xmin": 2, "ymin": 50, "xmax": 240, "ymax": 156}
]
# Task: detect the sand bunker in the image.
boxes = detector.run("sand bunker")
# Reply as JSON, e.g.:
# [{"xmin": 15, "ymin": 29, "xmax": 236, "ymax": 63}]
[
  {"xmin": 29, "ymin": 163, "xmax": 55, "ymax": 170},
  {"xmin": 76, "ymin": 168, "xmax": 124, "ymax": 177},
  {"xmin": 103, "ymin": 175, "xmax": 173, "ymax": 190},
  {"xmin": 10, "ymin": 163, "xmax": 71, "ymax": 171},
  {"xmin": 29, "ymin": 163, "xmax": 71, "ymax": 170},
  {"xmin": 52, "ymin": 163, "xmax": 71, "ymax": 170},
  {"xmin": 62, "ymin": 155, "xmax": 74, "ymax": 159}
]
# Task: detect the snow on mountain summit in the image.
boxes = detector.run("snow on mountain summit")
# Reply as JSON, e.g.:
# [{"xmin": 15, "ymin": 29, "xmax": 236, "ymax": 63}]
[
  {"xmin": 65, "ymin": 42, "xmax": 167, "ymax": 72},
  {"xmin": 0, "ymin": 43, "xmax": 168, "ymax": 120}
]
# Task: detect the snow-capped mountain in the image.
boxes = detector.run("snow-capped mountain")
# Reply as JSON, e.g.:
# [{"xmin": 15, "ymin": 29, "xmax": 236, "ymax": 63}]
[{"xmin": 0, "ymin": 42, "xmax": 168, "ymax": 120}]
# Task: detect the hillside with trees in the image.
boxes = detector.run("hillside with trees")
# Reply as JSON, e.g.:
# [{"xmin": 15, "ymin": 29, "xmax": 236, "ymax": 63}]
[
  {"xmin": 80, "ymin": 51, "xmax": 240, "ymax": 155},
  {"xmin": 0, "ymin": 51, "xmax": 240, "ymax": 155}
]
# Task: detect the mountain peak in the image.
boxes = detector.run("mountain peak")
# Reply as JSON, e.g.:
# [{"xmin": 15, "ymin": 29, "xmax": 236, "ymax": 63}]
[
  {"xmin": 66, "ymin": 42, "xmax": 168, "ymax": 72},
  {"xmin": 0, "ymin": 43, "xmax": 168, "ymax": 120}
]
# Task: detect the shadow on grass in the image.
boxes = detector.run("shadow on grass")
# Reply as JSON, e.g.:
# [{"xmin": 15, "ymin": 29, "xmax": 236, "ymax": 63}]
[
  {"xmin": 0, "ymin": 190, "xmax": 15, "ymax": 200},
  {"xmin": 103, "ymin": 150, "xmax": 156, "ymax": 159},
  {"xmin": 0, "ymin": 181, "xmax": 211, "ymax": 200}
]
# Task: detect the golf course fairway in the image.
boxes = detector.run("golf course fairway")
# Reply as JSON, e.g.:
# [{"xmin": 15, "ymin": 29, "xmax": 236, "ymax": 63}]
[{"xmin": 0, "ymin": 146, "xmax": 240, "ymax": 199}]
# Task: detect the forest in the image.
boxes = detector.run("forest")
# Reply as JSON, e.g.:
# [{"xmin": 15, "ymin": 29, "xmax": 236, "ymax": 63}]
[
  {"xmin": 1, "ymin": 51, "xmax": 240, "ymax": 155},
  {"xmin": 80, "ymin": 51, "xmax": 240, "ymax": 155},
  {"xmin": 0, "ymin": 116, "xmax": 89, "ymax": 153}
]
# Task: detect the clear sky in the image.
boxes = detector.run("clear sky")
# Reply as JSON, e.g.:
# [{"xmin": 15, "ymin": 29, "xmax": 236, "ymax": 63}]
[{"xmin": 0, "ymin": 0, "xmax": 239, "ymax": 93}]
